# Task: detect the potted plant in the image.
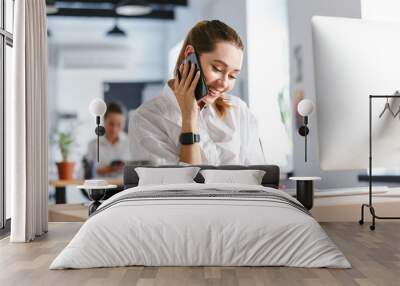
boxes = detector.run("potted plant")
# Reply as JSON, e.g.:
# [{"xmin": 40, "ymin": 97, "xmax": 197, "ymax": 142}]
[{"xmin": 55, "ymin": 131, "xmax": 75, "ymax": 180}]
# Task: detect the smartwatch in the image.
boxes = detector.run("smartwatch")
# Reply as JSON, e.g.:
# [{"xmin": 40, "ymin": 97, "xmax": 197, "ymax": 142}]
[{"xmin": 180, "ymin": 133, "xmax": 200, "ymax": 145}]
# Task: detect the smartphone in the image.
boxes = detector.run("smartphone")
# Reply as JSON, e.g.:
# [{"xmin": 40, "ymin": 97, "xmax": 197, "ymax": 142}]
[
  {"xmin": 181, "ymin": 52, "xmax": 209, "ymax": 101},
  {"xmin": 110, "ymin": 160, "xmax": 124, "ymax": 166}
]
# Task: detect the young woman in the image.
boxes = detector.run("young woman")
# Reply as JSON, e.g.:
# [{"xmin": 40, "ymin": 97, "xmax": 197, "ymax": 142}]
[{"xmin": 130, "ymin": 20, "xmax": 265, "ymax": 165}]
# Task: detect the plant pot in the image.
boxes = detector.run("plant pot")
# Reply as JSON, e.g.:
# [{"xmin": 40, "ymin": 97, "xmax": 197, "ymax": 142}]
[{"xmin": 56, "ymin": 161, "xmax": 75, "ymax": 180}]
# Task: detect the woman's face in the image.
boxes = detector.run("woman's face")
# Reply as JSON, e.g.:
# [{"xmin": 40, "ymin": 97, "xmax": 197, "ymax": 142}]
[
  {"xmin": 104, "ymin": 112, "xmax": 124, "ymax": 141},
  {"xmin": 196, "ymin": 42, "xmax": 243, "ymax": 105}
]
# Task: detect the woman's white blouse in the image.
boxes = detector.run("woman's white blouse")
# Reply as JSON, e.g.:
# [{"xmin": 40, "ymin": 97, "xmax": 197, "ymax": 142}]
[
  {"xmin": 129, "ymin": 84, "xmax": 265, "ymax": 165},
  {"xmin": 86, "ymin": 133, "xmax": 130, "ymax": 178}
]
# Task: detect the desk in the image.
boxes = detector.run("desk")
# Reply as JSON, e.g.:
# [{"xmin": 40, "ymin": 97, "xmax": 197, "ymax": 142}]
[
  {"xmin": 358, "ymin": 173, "xmax": 400, "ymax": 183},
  {"xmin": 49, "ymin": 178, "xmax": 123, "ymax": 204}
]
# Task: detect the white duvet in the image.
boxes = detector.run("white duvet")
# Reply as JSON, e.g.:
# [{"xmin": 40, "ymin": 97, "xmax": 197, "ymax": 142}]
[{"xmin": 50, "ymin": 183, "xmax": 350, "ymax": 269}]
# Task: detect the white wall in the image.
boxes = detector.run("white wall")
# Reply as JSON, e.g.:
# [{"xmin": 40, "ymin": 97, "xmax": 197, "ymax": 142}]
[
  {"xmin": 362, "ymin": 0, "xmax": 400, "ymax": 21},
  {"xmin": 246, "ymin": 0, "xmax": 291, "ymax": 170},
  {"xmin": 288, "ymin": 0, "xmax": 363, "ymax": 188}
]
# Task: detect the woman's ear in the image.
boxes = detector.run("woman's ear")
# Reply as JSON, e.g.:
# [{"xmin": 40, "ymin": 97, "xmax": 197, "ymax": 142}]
[{"xmin": 184, "ymin": 45, "xmax": 195, "ymax": 57}]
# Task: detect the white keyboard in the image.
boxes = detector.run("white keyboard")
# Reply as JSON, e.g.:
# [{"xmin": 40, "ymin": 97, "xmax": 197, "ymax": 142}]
[{"xmin": 283, "ymin": 186, "xmax": 390, "ymax": 198}]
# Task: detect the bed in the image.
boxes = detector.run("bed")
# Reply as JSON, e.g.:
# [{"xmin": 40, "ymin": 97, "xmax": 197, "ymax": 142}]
[{"xmin": 50, "ymin": 165, "xmax": 350, "ymax": 269}]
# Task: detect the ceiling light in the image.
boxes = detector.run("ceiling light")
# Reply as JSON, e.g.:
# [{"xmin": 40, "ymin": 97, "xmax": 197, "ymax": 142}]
[
  {"xmin": 116, "ymin": 0, "xmax": 152, "ymax": 16},
  {"xmin": 106, "ymin": 20, "xmax": 126, "ymax": 37}
]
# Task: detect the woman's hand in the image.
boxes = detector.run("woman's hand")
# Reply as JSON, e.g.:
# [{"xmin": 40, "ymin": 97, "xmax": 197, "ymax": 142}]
[{"xmin": 173, "ymin": 62, "xmax": 201, "ymax": 131}]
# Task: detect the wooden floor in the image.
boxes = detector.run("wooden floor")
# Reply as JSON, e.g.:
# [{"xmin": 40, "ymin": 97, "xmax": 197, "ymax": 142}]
[{"xmin": 1, "ymin": 222, "xmax": 400, "ymax": 286}]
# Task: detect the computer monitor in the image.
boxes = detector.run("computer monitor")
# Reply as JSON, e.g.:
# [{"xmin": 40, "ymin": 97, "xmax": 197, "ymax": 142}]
[{"xmin": 312, "ymin": 16, "xmax": 400, "ymax": 171}]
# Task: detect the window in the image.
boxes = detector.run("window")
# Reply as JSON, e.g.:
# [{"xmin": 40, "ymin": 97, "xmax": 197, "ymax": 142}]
[
  {"xmin": 5, "ymin": 0, "xmax": 12, "ymax": 33},
  {"xmin": 1, "ymin": 0, "xmax": 13, "ymax": 230}
]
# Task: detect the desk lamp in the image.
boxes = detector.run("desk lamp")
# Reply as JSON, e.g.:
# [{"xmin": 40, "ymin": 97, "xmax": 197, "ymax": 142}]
[
  {"xmin": 297, "ymin": 99, "xmax": 315, "ymax": 162},
  {"xmin": 89, "ymin": 98, "xmax": 107, "ymax": 162}
]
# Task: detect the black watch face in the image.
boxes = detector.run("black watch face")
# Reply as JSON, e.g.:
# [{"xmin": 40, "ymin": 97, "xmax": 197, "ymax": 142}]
[{"xmin": 180, "ymin": 133, "xmax": 200, "ymax": 145}]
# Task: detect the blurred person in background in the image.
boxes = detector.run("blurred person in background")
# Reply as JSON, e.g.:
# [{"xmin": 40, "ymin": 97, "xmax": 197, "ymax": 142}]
[{"xmin": 85, "ymin": 102, "xmax": 129, "ymax": 178}]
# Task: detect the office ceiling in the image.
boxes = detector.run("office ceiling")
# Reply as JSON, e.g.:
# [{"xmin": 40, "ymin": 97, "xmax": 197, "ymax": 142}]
[{"xmin": 46, "ymin": 0, "xmax": 188, "ymax": 20}]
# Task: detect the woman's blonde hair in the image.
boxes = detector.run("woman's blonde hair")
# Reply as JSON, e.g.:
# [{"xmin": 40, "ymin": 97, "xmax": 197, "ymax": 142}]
[{"xmin": 174, "ymin": 20, "xmax": 244, "ymax": 118}]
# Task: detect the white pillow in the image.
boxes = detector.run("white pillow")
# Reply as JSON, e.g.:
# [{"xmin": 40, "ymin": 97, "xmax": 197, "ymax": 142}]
[
  {"xmin": 135, "ymin": 167, "xmax": 200, "ymax": 186},
  {"xmin": 200, "ymin": 169, "xmax": 266, "ymax": 185}
]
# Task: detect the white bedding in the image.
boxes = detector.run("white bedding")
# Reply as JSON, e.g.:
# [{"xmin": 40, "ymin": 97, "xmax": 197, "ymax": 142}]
[{"xmin": 50, "ymin": 183, "xmax": 350, "ymax": 269}]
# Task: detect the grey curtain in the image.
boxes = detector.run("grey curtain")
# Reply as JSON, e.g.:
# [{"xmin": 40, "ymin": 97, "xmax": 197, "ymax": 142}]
[{"xmin": 9, "ymin": 0, "xmax": 48, "ymax": 242}]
